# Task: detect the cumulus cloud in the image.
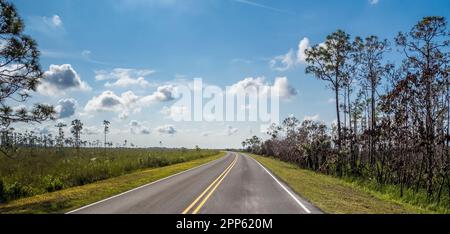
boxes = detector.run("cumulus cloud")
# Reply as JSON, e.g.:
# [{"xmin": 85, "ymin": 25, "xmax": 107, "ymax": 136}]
[
  {"xmin": 140, "ymin": 85, "xmax": 176, "ymax": 103},
  {"xmin": 129, "ymin": 120, "xmax": 151, "ymax": 135},
  {"xmin": 160, "ymin": 105, "xmax": 189, "ymax": 119},
  {"xmin": 84, "ymin": 85, "xmax": 175, "ymax": 119},
  {"xmin": 272, "ymin": 77, "xmax": 298, "ymax": 99},
  {"xmin": 129, "ymin": 120, "xmax": 141, "ymax": 127},
  {"xmin": 140, "ymin": 127, "xmax": 151, "ymax": 135},
  {"xmin": 55, "ymin": 98, "xmax": 77, "ymax": 119},
  {"xmin": 95, "ymin": 68, "xmax": 155, "ymax": 88},
  {"xmin": 84, "ymin": 91, "xmax": 138, "ymax": 119},
  {"xmin": 229, "ymin": 76, "xmax": 297, "ymax": 99},
  {"xmin": 369, "ymin": 0, "xmax": 379, "ymax": 5},
  {"xmin": 38, "ymin": 64, "xmax": 91, "ymax": 96},
  {"xmin": 270, "ymin": 37, "xmax": 310, "ymax": 71},
  {"xmin": 269, "ymin": 49, "xmax": 296, "ymax": 72},
  {"xmin": 156, "ymin": 125, "xmax": 177, "ymax": 135}
]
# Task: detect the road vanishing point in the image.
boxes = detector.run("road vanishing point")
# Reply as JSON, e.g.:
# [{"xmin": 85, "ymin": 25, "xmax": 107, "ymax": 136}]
[{"xmin": 68, "ymin": 152, "xmax": 322, "ymax": 214}]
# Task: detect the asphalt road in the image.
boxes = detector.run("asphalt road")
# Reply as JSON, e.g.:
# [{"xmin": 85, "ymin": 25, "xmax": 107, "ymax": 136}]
[{"xmin": 68, "ymin": 152, "xmax": 322, "ymax": 214}]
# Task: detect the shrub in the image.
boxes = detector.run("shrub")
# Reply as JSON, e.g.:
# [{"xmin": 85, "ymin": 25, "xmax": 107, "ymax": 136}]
[
  {"xmin": 5, "ymin": 182, "xmax": 32, "ymax": 200},
  {"xmin": 42, "ymin": 175, "xmax": 64, "ymax": 192}
]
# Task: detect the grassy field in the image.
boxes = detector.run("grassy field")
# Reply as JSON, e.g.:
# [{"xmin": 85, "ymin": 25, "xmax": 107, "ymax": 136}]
[
  {"xmin": 250, "ymin": 154, "xmax": 442, "ymax": 214},
  {"xmin": 0, "ymin": 151, "xmax": 225, "ymax": 213},
  {"xmin": 0, "ymin": 147, "xmax": 219, "ymax": 202}
]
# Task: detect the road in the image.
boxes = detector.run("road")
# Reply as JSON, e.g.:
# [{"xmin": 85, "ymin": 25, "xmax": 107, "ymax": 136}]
[{"xmin": 68, "ymin": 152, "xmax": 322, "ymax": 214}]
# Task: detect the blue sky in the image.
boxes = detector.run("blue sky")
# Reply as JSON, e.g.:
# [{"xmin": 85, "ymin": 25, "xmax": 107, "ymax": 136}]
[{"xmin": 11, "ymin": 0, "xmax": 450, "ymax": 148}]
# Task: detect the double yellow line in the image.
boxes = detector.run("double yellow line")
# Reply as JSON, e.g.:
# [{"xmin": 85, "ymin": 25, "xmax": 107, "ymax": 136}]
[{"xmin": 182, "ymin": 154, "xmax": 238, "ymax": 214}]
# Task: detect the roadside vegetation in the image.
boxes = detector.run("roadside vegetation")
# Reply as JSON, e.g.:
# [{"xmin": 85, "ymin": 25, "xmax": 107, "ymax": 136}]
[
  {"xmin": 251, "ymin": 154, "xmax": 436, "ymax": 214},
  {"xmin": 243, "ymin": 16, "xmax": 449, "ymax": 213},
  {"xmin": 0, "ymin": 152, "xmax": 224, "ymax": 213},
  {"xmin": 0, "ymin": 148, "xmax": 219, "ymax": 203}
]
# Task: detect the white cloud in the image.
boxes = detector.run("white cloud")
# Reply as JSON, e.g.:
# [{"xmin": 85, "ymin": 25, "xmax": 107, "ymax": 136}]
[
  {"xmin": 140, "ymin": 127, "xmax": 151, "ymax": 135},
  {"xmin": 270, "ymin": 37, "xmax": 311, "ymax": 71},
  {"xmin": 272, "ymin": 77, "xmax": 297, "ymax": 99},
  {"xmin": 155, "ymin": 125, "xmax": 177, "ymax": 135},
  {"xmin": 139, "ymin": 85, "xmax": 176, "ymax": 103},
  {"xmin": 229, "ymin": 76, "xmax": 297, "ymax": 99},
  {"xmin": 161, "ymin": 105, "xmax": 189, "ymax": 119},
  {"xmin": 95, "ymin": 68, "xmax": 155, "ymax": 88},
  {"xmin": 304, "ymin": 114, "xmax": 320, "ymax": 121},
  {"xmin": 55, "ymin": 98, "xmax": 77, "ymax": 119},
  {"xmin": 129, "ymin": 120, "xmax": 141, "ymax": 127},
  {"xmin": 84, "ymin": 85, "xmax": 176, "ymax": 119},
  {"xmin": 38, "ymin": 64, "xmax": 91, "ymax": 96},
  {"xmin": 84, "ymin": 90, "xmax": 140, "ymax": 119},
  {"xmin": 129, "ymin": 120, "xmax": 151, "ymax": 135},
  {"xmin": 297, "ymin": 37, "xmax": 310, "ymax": 63},
  {"xmin": 269, "ymin": 49, "xmax": 295, "ymax": 71},
  {"xmin": 105, "ymin": 77, "xmax": 150, "ymax": 88},
  {"xmin": 52, "ymin": 15, "xmax": 62, "ymax": 27},
  {"xmin": 43, "ymin": 15, "xmax": 63, "ymax": 28},
  {"xmin": 369, "ymin": 0, "xmax": 379, "ymax": 5}
]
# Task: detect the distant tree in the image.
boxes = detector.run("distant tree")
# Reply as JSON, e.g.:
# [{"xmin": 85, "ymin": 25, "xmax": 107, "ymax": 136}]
[
  {"xmin": 103, "ymin": 120, "xmax": 110, "ymax": 148},
  {"xmin": 55, "ymin": 122, "xmax": 66, "ymax": 148},
  {"xmin": 0, "ymin": 0, "xmax": 55, "ymax": 156},
  {"xmin": 70, "ymin": 119, "xmax": 83, "ymax": 149},
  {"xmin": 242, "ymin": 136, "xmax": 262, "ymax": 153}
]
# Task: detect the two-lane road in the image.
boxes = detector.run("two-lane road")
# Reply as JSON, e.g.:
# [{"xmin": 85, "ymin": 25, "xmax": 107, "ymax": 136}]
[{"xmin": 68, "ymin": 152, "xmax": 322, "ymax": 214}]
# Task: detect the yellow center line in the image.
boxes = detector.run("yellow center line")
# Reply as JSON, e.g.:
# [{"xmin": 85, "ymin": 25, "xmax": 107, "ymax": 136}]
[
  {"xmin": 191, "ymin": 155, "xmax": 238, "ymax": 214},
  {"xmin": 181, "ymin": 154, "xmax": 238, "ymax": 214}
]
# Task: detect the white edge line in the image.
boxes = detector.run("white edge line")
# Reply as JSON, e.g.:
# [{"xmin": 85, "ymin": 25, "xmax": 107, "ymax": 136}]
[
  {"xmin": 66, "ymin": 152, "xmax": 230, "ymax": 214},
  {"xmin": 245, "ymin": 154, "xmax": 312, "ymax": 214}
]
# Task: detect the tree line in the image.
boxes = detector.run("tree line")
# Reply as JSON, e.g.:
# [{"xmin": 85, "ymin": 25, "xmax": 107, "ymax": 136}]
[
  {"xmin": 0, "ymin": 119, "xmax": 137, "ymax": 155},
  {"xmin": 243, "ymin": 16, "xmax": 449, "ymax": 208}
]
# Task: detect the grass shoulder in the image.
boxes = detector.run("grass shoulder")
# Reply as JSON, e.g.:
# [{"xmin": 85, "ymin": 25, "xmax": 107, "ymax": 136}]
[
  {"xmin": 0, "ymin": 152, "xmax": 225, "ymax": 214},
  {"xmin": 250, "ymin": 154, "xmax": 439, "ymax": 214}
]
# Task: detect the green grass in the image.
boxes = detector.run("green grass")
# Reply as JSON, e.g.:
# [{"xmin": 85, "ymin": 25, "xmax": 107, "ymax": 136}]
[
  {"xmin": 0, "ymin": 151, "xmax": 225, "ymax": 214},
  {"xmin": 0, "ymin": 148, "xmax": 219, "ymax": 202},
  {"xmin": 250, "ymin": 154, "xmax": 440, "ymax": 214}
]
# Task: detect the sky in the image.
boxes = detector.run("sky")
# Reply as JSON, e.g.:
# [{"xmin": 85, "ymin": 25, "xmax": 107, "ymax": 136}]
[{"xmin": 10, "ymin": 0, "xmax": 450, "ymax": 148}]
